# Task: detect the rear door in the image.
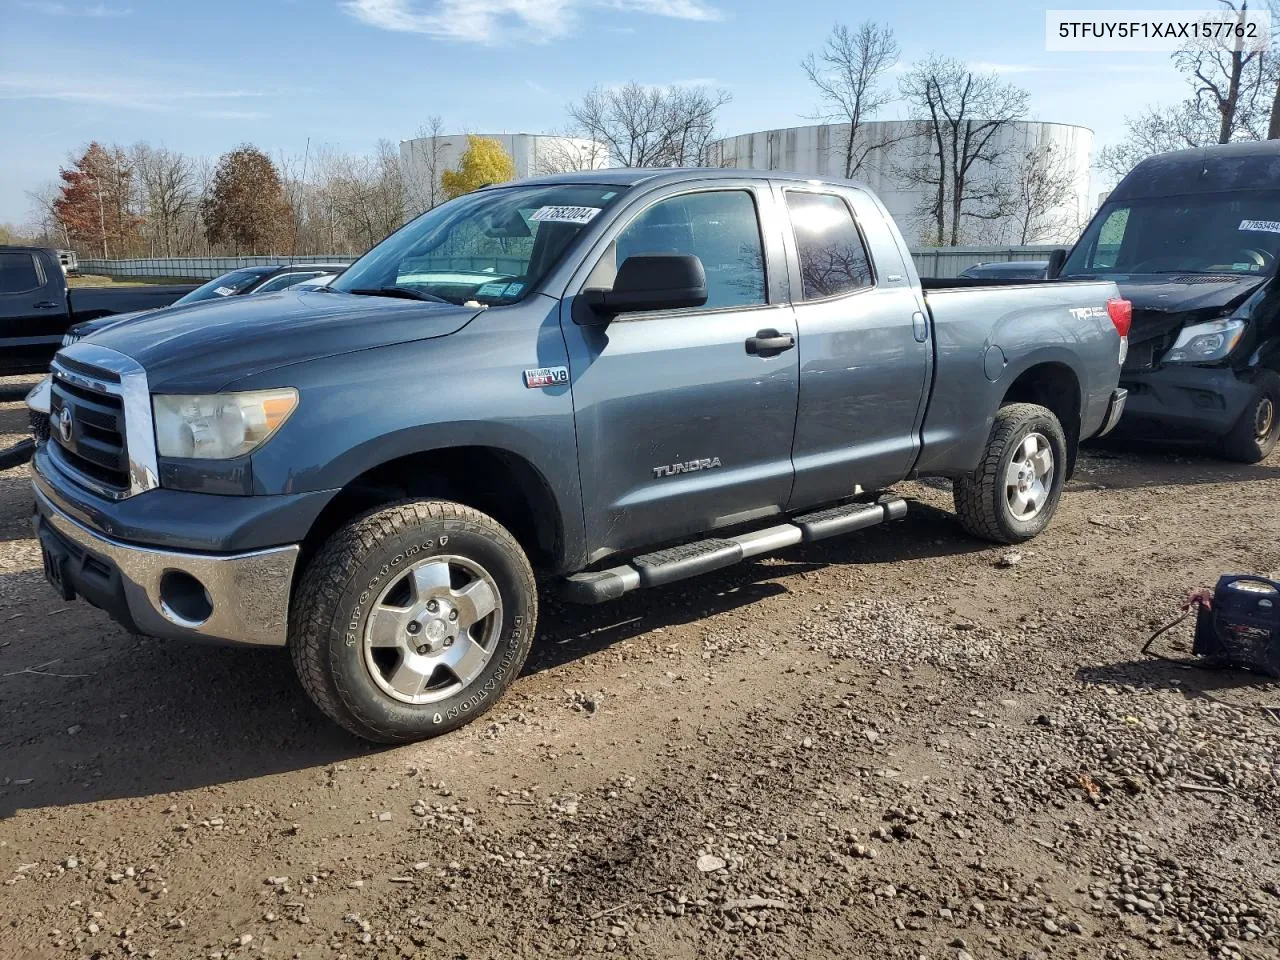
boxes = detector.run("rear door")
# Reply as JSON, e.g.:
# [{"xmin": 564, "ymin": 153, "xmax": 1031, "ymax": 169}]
[
  {"xmin": 777, "ymin": 185, "xmax": 932, "ymax": 508},
  {"xmin": 0, "ymin": 250, "xmax": 65, "ymax": 371},
  {"xmin": 560, "ymin": 181, "xmax": 799, "ymax": 561}
]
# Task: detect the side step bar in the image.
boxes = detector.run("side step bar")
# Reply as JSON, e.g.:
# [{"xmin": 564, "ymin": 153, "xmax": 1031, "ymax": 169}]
[{"xmin": 560, "ymin": 497, "xmax": 907, "ymax": 604}]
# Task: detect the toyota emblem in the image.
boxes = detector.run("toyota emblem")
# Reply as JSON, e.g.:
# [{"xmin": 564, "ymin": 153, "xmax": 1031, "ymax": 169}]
[{"xmin": 56, "ymin": 406, "xmax": 73, "ymax": 444}]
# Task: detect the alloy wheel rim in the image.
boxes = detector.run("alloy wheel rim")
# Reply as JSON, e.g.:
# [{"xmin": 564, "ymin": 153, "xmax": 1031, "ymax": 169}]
[
  {"xmin": 1005, "ymin": 432, "xmax": 1054, "ymax": 520},
  {"xmin": 1254, "ymin": 397, "xmax": 1275, "ymax": 443},
  {"xmin": 362, "ymin": 555, "xmax": 503, "ymax": 705}
]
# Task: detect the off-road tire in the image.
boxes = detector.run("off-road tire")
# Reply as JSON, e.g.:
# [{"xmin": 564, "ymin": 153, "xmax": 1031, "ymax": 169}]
[
  {"xmin": 289, "ymin": 500, "xmax": 537, "ymax": 743},
  {"xmin": 954, "ymin": 403, "xmax": 1068, "ymax": 544},
  {"xmin": 1221, "ymin": 370, "xmax": 1280, "ymax": 464}
]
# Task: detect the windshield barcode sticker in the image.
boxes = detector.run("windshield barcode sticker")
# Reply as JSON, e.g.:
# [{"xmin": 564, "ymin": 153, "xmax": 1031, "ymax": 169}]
[
  {"xmin": 1239, "ymin": 219, "xmax": 1280, "ymax": 233},
  {"xmin": 529, "ymin": 206, "xmax": 601, "ymax": 225}
]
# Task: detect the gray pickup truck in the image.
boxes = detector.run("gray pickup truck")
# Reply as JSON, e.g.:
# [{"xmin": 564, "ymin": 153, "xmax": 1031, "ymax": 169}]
[{"xmin": 31, "ymin": 169, "xmax": 1128, "ymax": 742}]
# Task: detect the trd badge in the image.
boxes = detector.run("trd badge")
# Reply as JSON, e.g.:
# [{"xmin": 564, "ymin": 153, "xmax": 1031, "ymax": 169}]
[{"xmin": 523, "ymin": 366, "xmax": 570, "ymax": 389}]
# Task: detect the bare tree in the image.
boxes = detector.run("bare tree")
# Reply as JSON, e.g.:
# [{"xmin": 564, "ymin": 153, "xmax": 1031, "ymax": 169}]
[
  {"xmin": 25, "ymin": 181, "xmax": 70, "ymax": 249},
  {"xmin": 801, "ymin": 21, "xmax": 904, "ymax": 178},
  {"xmin": 567, "ymin": 82, "xmax": 731, "ymax": 167},
  {"xmin": 1177, "ymin": 0, "xmax": 1268, "ymax": 144},
  {"xmin": 899, "ymin": 55, "xmax": 1029, "ymax": 245},
  {"xmin": 132, "ymin": 144, "xmax": 198, "ymax": 256},
  {"xmin": 314, "ymin": 140, "xmax": 407, "ymax": 253},
  {"xmin": 1096, "ymin": 101, "xmax": 1221, "ymax": 182},
  {"xmin": 533, "ymin": 132, "xmax": 609, "ymax": 175},
  {"xmin": 1001, "ymin": 140, "xmax": 1080, "ymax": 244},
  {"xmin": 404, "ymin": 115, "xmax": 447, "ymax": 217}
]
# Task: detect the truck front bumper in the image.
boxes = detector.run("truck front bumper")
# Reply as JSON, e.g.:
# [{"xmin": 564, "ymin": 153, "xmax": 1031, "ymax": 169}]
[
  {"xmin": 33, "ymin": 485, "xmax": 298, "ymax": 646},
  {"xmin": 1118, "ymin": 365, "xmax": 1256, "ymax": 441}
]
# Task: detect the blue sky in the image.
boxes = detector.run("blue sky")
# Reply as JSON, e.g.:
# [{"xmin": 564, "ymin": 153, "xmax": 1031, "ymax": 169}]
[{"xmin": 0, "ymin": 0, "xmax": 1209, "ymax": 226}]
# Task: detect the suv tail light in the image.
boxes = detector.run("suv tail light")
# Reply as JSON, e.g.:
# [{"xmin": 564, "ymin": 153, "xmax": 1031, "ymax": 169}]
[{"xmin": 1107, "ymin": 298, "xmax": 1132, "ymax": 337}]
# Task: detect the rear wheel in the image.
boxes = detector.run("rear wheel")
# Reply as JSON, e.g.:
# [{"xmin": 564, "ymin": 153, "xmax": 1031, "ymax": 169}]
[
  {"xmin": 1221, "ymin": 370, "xmax": 1280, "ymax": 463},
  {"xmin": 290, "ymin": 500, "xmax": 537, "ymax": 743},
  {"xmin": 954, "ymin": 403, "xmax": 1068, "ymax": 544}
]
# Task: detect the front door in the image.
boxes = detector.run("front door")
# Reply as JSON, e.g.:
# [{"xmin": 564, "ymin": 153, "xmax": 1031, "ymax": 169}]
[
  {"xmin": 560, "ymin": 185, "xmax": 799, "ymax": 562},
  {"xmin": 0, "ymin": 251, "xmax": 63, "ymax": 371}
]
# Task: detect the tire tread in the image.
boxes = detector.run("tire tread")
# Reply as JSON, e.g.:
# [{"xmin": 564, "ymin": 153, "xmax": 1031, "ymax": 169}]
[{"xmin": 289, "ymin": 500, "xmax": 536, "ymax": 743}]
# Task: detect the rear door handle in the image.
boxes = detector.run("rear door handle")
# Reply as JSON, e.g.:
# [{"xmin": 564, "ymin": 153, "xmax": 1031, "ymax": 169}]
[
  {"xmin": 745, "ymin": 329, "xmax": 795, "ymax": 356},
  {"xmin": 33, "ymin": 301, "xmax": 59, "ymax": 309}
]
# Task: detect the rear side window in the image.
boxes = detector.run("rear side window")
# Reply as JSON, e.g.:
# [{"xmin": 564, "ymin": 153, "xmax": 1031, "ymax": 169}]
[
  {"xmin": 614, "ymin": 190, "xmax": 766, "ymax": 310},
  {"xmin": 0, "ymin": 252, "xmax": 42, "ymax": 295},
  {"xmin": 786, "ymin": 192, "xmax": 873, "ymax": 300}
]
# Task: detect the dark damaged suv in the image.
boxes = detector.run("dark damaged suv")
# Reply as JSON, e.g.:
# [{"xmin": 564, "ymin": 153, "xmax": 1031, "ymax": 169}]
[{"xmin": 1061, "ymin": 141, "xmax": 1280, "ymax": 462}]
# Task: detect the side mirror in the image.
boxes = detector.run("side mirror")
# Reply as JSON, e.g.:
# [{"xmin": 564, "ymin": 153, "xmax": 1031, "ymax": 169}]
[
  {"xmin": 1045, "ymin": 248, "xmax": 1068, "ymax": 279},
  {"xmin": 584, "ymin": 254, "xmax": 708, "ymax": 315}
]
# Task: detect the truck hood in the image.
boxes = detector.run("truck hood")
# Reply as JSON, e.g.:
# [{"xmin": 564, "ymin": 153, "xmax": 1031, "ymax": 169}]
[
  {"xmin": 86, "ymin": 290, "xmax": 484, "ymax": 392},
  {"xmin": 1113, "ymin": 274, "xmax": 1266, "ymax": 348},
  {"xmin": 70, "ymin": 306, "xmax": 158, "ymax": 338}
]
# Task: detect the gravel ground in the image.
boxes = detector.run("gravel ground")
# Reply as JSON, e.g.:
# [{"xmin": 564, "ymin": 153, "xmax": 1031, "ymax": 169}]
[{"xmin": 2, "ymin": 372, "xmax": 1279, "ymax": 960}]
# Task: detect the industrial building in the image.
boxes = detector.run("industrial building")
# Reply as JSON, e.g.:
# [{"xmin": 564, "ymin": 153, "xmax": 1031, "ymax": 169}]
[{"xmin": 706, "ymin": 121, "xmax": 1093, "ymax": 248}]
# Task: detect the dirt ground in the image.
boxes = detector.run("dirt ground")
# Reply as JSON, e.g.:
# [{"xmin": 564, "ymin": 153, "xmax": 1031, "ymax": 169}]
[{"xmin": 2, "ymin": 372, "xmax": 1279, "ymax": 960}]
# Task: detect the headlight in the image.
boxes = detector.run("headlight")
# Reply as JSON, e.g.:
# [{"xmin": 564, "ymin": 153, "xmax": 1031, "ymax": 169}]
[
  {"xmin": 1163, "ymin": 319, "xmax": 1246, "ymax": 364},
  {"xmin": 26, "ymin": 375, "xmax": 52, "ymax": 415},
  {"xmin": 153, "ymin": 389, "xmax": 298, "ymax": 460}
]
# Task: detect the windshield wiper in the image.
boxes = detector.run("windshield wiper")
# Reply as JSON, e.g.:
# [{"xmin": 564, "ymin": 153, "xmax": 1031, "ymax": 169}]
[{"xmin": 349, "ymin": 287, "xmax": 453, "ymax": 304}]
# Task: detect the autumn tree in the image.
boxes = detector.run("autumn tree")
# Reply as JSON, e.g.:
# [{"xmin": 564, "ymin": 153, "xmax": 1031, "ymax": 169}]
[
  {"xmin": 801, "ymin": 21, "xmax": 904, "ymax": 178},
  {"xmin": 441, "ymin": 136, "xmax": 516, "ymax": 200},
  {"xmin": 567, "ymin": 82, "xmax": 732, "ymax": 167},
  {"xmin": 53, "ymin": 142, "xmax": 143, "ymax": 258},
  {"xmin": 899, "ymin": 55, "xmax": 1029, "ymax": 245},
  {"xmin": 201, "ymin": 145, "xmax": 293, "ymax": 254}
]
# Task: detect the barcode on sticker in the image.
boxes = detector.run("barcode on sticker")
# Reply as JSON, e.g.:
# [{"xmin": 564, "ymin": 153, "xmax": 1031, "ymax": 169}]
[
  {"xmin": 1240, "ymin": 219, "xmax": 1280, "ymax": 233},
  {"xmin": 529, "ymin": 206, "xmax": 601, "ymax": 225}
]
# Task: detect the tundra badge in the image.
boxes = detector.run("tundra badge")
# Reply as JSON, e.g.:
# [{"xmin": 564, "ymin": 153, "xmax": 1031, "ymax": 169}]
[
  {"xmin": 653, "ymin": 457, "xmax": 722, "ymax": 479},
  {"xmin": 523, "ymin": 366, "xmax": 570, "ymax": 388}
]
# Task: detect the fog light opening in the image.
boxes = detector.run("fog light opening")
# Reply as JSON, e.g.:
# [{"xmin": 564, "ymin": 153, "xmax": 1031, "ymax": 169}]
[{"xmin": 159, "ymin": 570, "xmax": 213, "ymax": 626}]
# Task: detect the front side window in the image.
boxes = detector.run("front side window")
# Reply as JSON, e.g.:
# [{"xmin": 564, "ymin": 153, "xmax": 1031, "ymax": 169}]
[
  {"xmin": 334, "ymin": 184, "xmax": 629, "ymax": 306},
  {"xmin": 611, "ymin": 190, "xmax": 766, "ymax": 310},
  {"xmin": 786, "ymin": 192, "xmax": 873, "ymax": 300},
  {"xmin": 0, "ymin": 253, "xmax": 41, "ymax": 295}
]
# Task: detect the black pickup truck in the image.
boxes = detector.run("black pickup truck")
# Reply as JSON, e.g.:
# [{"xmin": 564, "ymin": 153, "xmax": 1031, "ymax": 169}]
[{"xmin": 0, "ymin": 246, "xmax": 194, "ymax": 376}]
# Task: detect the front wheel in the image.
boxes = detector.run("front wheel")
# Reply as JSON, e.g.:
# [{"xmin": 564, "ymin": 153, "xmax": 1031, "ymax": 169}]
[
  {"xmin": 1221, "ymin": 370, "xmax": 1280, "ymax": 463},
  {"xmin": 290, "ymin": 500, "xmax": 537, "ymax": 743},
  {"xmin": 953, "ymin": 403, "xmax": 1068, "ymax": 544}
]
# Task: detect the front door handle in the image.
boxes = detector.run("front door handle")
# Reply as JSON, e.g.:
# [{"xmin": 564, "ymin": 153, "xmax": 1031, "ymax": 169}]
[
  {"xmin": 33, "ymin": 301, "xmax": 59, "ymax": 309},
  {"xmin": 745, "ymin": 329, "xmax": 795, "ymax": 356}
]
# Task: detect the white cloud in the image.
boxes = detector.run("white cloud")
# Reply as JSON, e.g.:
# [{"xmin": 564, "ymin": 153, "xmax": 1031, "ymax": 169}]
[
  {"xmin": 0, "ymin": 71, "xmax": 272, "ymax": 115},
  {"xmin": 20, "ymin": 1, "xmax": 132, "ymax": 15},
  {"xmin": 341, "ymin": 0, "xmax": 721, "ymax": 43}
]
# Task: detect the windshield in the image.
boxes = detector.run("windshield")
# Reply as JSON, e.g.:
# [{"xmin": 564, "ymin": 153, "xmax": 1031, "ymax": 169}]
[
  {"xmin": 332, "ymin": 184, "xmax": 628, "ymax": 305},
  {"xmin": 176, "ymin": 269, "xmax": 270, "ymax": 304},
  {"xmin": 1063, "ymin": 190, "xmax": 1280, "ymax": 278}
]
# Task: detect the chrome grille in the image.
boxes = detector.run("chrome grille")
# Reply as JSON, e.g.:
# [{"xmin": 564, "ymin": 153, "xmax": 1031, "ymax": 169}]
[{"xmin": 47, "ymin": 344, "xmax": 158, "ymax": 500}]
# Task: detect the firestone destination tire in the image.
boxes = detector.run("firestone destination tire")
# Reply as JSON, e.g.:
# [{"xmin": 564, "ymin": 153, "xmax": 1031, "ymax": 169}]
[
  {"xmin": 290, "ymin": 500, "xmax": 537, "ymax": 743},
  {"xmin": 953, "ymin": 403, "xmax": 1068, "ymax": 544}
]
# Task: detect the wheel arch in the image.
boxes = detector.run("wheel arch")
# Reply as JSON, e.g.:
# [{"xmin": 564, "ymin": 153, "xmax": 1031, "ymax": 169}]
[
  {"xmin": 999, "ymin": 359, "xmax": 1083, "ymax": 476},
  {"xmin": 299, "ymin": 444, "xmax": 572, "ymax": 579}
]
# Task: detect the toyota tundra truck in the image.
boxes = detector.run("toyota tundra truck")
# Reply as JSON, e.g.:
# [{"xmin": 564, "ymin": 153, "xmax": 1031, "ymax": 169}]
[{"xmin": 30, "ymin": 169, "xmax": 1128, "ymax": 742}]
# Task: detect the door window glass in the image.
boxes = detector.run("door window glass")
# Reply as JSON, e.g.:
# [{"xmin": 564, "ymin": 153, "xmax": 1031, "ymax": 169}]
[
  {"xmin": 0, "ymin": 253, "xmax": 41, "ymax": 294},
  {"xmin": 613, "ymin": 190, "xmax": 766, "ymax": 309},
  {"xmin": 786, "ymin": 192, "xmax": 873, "ymax": 300},
  {"xmin": 256, "ymin": 272, "xmax": 324, "ymax": 292}
]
